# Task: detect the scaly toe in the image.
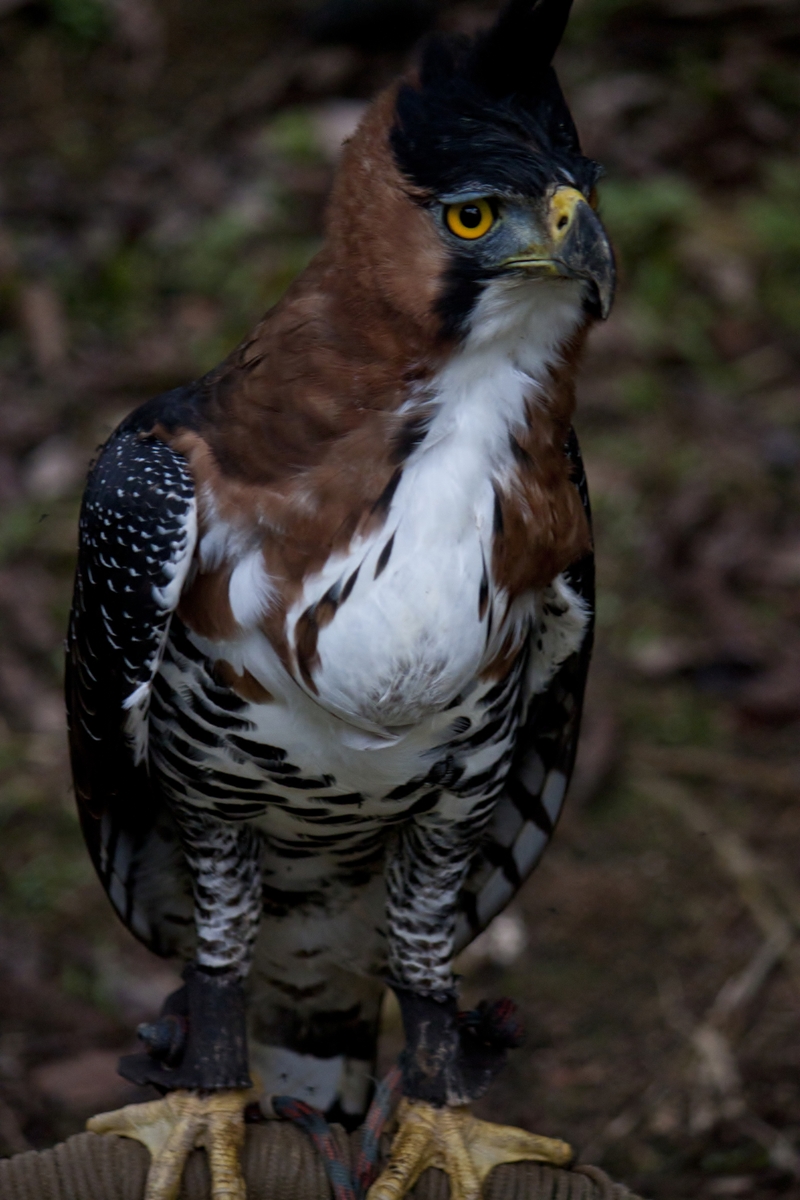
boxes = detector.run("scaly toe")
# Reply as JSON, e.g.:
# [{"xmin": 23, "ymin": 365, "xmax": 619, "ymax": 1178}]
[
  {"xmin": 87, "ymin": 1088, "xmax": 252, "ymax": 1200},
  {"xmin": 462, "ymin": 1111, "xmax": 573, "ymax": 1177},
  {"xmin": 367, "ymin": 1099, "xmax": 573, "ymax": 1200}
]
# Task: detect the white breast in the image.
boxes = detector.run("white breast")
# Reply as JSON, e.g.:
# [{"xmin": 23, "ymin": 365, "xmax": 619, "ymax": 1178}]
[
  {"xmin": 283, "ymin": 277, "xmax": 586, "ymax": 734},
  {"xmin": 297, "ymin": 440, "xmax": 494, "ymax": 729}
]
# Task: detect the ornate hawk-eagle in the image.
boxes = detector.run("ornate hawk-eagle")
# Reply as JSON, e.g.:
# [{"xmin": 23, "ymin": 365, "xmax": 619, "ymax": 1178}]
[{"xmin": 66, "ymin": 1, "xmax": 614, "ymax": 1196}]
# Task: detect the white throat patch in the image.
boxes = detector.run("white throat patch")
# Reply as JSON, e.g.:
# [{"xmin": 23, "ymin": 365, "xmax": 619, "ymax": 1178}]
[{"xmin": 420, "ymin": 275, "xmax": 586, "ymax": 468}]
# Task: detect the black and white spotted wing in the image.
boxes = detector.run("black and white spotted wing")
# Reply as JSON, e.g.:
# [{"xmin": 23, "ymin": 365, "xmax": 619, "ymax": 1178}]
[
  {"xmin": 66, "ymin": 421, "xmax": 198, "ymax": 954},
  {"xmin": 454, "ymin": 426, "xmax": 594, "ymax": 949}
]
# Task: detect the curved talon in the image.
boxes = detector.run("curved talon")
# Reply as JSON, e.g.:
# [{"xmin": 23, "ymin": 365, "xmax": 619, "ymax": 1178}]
[
  {"xmin": 367, "ymin": 1098, "xmax": 572, "ymax": 1200},
  {"xmin": 87, "ymin": 1088, "xmax": 254, "ymax": 1200}
]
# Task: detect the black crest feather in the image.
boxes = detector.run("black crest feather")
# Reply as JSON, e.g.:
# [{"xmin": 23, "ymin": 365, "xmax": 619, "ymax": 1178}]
[
  {"xmin": 469, "ymin": 0, "xmax": 574, "ymax": 99},
  {"xmin": 391, "ymin": 0, "xmax": 596, "ymax": 201},
  {"xmin": 390, "ymin": 0, "xmax": 600, "ymax": 337}
]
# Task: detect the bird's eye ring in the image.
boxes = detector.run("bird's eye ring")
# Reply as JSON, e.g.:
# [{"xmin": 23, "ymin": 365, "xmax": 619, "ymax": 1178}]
[{"xmin": 445, "ymin": 199, "xmax": 495, "ymax": 240}]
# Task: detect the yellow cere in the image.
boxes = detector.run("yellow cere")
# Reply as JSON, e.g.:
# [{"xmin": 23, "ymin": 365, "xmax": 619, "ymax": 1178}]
[
  {"xmin": 445, "ymin": 198, "xmax": 495, "ymax": 240},
  {"xmin": 548, "ymin": 186, "xmax": 586, "ymax": 238}
]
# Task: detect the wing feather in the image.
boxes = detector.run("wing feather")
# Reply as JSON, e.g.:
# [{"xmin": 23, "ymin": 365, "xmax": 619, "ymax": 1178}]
[
  {"xmin": 455, "ymin": 427, "xmax": 594, "ymax": 949},
  {"xmin": 66, "ymin": 425, "xmax": 198, "ymax": 955}
]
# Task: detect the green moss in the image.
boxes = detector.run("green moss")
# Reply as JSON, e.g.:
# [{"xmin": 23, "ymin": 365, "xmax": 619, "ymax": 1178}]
[
  {"xmin": 60, "ymin": 960, "xmax": 112, "ymax": 1009},
  {"xmin": 618, "ymin": 369, "xmax": 666, "ymax": 415},
  {"xmin": 743, "ymin": 160, "xmax": 800, "ymax": 255},
  {"xmin": 600, "ymin": 176, "xmax": 700, "ymax": 260},
  {"xmin": 0, "ymin": 503, "xmax": 53, "ymax": 567},
  {"xmin": 563, "ymin": 0, "xmax": 641, "ymax": 45},
  {"xmin": 48, "ymin": 0, "xmax": 109, "ymax": 43},
  {"xmin": 700, "ymin": 1143, "xmax": 769, "ymax": 1174},
  {"xmin": 624, "ymin": 684, "xmax": 723, "ymax": 749},
  {"xmin": 5, "ymin": 847, "xmax": 91, "ymax": 913},
  {"xmin": 741, "ymin": 160, "xmax": 800, "ymax": 332},
  {"xmin": 265, "ymin": 109, "xmax": 324, "ymax": 164}
]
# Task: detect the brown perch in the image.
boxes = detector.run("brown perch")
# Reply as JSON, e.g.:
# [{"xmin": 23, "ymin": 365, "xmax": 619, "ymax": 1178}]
[{"xmin": 0, "ymin": 1120, "xmax": 641, "ymax": 1200}]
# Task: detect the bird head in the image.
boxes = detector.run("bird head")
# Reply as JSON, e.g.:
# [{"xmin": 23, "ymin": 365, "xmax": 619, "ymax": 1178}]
[{"xmin": 326, "ymin": 0, "xmax": 615, "ymax": 345}]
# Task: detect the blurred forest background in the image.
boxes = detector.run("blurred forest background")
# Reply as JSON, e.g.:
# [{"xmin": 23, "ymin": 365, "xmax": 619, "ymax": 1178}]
[{"xmin": 0, "ymin": 0, "xmax": 799, "ymax": 1195}]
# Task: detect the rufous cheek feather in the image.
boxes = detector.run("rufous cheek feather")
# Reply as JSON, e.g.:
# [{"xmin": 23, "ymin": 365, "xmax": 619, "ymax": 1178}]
[{"xmin": 326, "ymin": 84, "xmax": 450, "ymax": 335}]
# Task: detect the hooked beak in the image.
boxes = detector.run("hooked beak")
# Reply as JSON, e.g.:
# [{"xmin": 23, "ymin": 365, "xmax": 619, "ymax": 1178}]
[{"xmin": 503, "ymin": 186, "xmax": 616, "ymax": 320}]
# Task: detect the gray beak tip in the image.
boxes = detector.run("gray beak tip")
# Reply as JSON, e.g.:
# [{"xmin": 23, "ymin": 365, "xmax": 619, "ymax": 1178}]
[{"xmin": 562, "ymin": 201, "xmax": 616, "ymax": 321}]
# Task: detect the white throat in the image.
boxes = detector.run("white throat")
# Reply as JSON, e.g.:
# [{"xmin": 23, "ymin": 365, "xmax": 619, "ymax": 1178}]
[{"xmin": 413, "ymin": 275, "xmax": 586, "ymax": 470}]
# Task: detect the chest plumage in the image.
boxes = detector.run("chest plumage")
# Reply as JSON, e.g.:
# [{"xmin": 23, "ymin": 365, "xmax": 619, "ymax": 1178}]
[
  {"xmin": 169, "ymin": 274, "xmax": 589, "ymax": 752},
  {"xmin": 66, "ymin": 1, "xmax": 612, "ymax": 1170}
]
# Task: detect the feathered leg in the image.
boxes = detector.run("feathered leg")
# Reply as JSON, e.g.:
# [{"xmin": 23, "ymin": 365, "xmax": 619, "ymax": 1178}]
[
  {"xmin": 370, "ymin": 803, "xmax": 572, "ymax": 1200},
  {"xmin": 88, "ymin": 813, "xmax": 263, "ymax": 1200}
]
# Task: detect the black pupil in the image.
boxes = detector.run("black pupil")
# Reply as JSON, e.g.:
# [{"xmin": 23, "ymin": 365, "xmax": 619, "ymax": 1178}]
[{"xmin": 459, "ymin": 204, "xmax": 483, "ymax": 229}]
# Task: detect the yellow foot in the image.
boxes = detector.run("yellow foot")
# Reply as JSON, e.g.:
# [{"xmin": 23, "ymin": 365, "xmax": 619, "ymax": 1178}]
[
  {"xmin": 367, "ymin": 1098, "xmax": 572, "ymax": 1200},
  {"xmin": 87, "ymin": 1088, "xmax": 254, "ymax": 1200}
]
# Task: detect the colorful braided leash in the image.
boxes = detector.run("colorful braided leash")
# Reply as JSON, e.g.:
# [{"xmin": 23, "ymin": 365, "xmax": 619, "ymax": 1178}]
[
  {"xmin": 274, "ymin": 1001, "xmax": 521, "ymax": 1200},
  {"xmin": 273, "ymin": 1065, "xmax": 403, "ymax": 1200},
  {"xmin": 353, "ymin": 1065, "xmax": 403, "ymax": 1198}
]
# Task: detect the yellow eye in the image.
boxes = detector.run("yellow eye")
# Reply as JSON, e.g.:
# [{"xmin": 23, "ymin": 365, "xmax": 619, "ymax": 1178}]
[{"xmin": 445, "ymin": 198, "xmax": 495, "ymax": 240}]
